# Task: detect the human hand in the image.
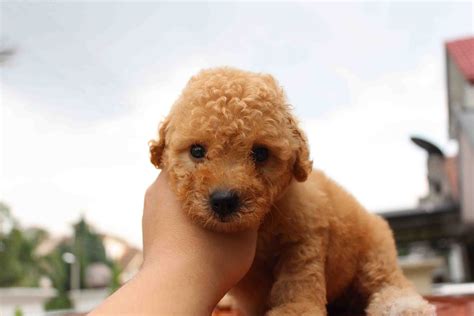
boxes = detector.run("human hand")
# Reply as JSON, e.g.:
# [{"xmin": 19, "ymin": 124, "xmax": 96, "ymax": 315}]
[
  {"xmin": 142, "ymin": 172, "xmax": 257, "ymax": 305},
  {"xmin": 141, "ymin": 171, "xmax": 258, "ymax": 314},
  {"xmin": 89, "ymin": 171, "xmax": 257, "ymax": 316},
  {"xmin": 143, "ymin": 171, "xmax": 257, "ymax": 289}
]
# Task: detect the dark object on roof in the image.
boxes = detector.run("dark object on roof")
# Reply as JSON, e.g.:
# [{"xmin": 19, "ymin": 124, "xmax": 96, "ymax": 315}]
[
  {"xmin": 0, "ymin": 48, "xmax": 15, "ymax": 64},
  {"xmin": 446, "ymin": 37, "xmax": 474, "ymax": 84},
  {"xmin": 410, "ymin": 136, "xmax": 455, "ymax": 208},
  {"xmin": 411, "ymin": 137, "xmax": 445, "ymax": 157}
]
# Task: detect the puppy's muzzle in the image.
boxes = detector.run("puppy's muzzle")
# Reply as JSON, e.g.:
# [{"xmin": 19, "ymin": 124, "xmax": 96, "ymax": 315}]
[{"xmin": 210, "ymin": 190, "xmax": 240, "ymax": 218}]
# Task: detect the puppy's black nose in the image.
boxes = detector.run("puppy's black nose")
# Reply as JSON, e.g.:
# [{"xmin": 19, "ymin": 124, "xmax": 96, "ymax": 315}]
[{"xmin": 210, "ymin": 190, "xmax": 240, "ymax": 217}]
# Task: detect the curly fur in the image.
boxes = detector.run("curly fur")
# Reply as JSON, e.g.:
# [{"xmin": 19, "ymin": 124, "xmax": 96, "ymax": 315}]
[{"xmin": 149, "ymin": 67, "xmax": 435, "ymax": 316}]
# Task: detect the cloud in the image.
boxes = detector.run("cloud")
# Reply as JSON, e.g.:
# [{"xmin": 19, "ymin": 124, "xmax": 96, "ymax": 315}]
[
  {"xmin": 303, "ymin": 54, "xmax": 454, "ymax": 211},
  {"xmin": 0, "ymin": 63, "xmax": 203, "ymax": 246},
  {"xmin": 1, "ymin": 2, "xmax": 469, "ymax": 246},
  {"xmin": 1, "ymin": 53, "xmax": 453, "ymax": 248}
]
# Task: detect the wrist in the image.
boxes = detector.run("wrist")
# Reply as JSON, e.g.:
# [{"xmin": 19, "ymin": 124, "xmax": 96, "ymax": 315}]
[{"xmin": 139, "ymin": 254, "xmax": 223, "ymax": 315}]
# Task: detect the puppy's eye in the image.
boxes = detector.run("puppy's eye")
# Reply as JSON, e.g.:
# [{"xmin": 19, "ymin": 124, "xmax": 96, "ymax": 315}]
[
  {"xmin": 190, "ymin": 144, "xmax": 206, "ymax": 160},
  {"xmin": 252, "ymin": 146, "xmax": 269, "ymax": 163}
]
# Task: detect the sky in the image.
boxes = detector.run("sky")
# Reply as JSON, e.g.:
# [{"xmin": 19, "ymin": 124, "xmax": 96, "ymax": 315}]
[{"xmin": 1, "ymin": 1, "xmax": 473, "ymax": 247}]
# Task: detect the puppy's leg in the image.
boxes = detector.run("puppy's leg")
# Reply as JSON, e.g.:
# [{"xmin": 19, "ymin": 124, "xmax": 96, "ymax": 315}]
[
  {"xmin": 229, "ymin": 260, "xmax": 272, "ymax": 316},
  {"xmin": 358, "ymin": 216, "xmax": 435, "ymax": 316},
  {"xmin": 266, "ymin": 239, "xmax": 327, "ymax": 316}
]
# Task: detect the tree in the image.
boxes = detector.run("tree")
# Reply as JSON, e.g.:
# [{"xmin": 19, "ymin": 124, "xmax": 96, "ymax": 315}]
[
  {"xmin": 43, "ymin": 242, "xmax": 73, "ymax": 310},
  {"xmin": 0, "ymin": 213, "xmax": 48, "ymax": 287},
  {"xmin": 44, "ymin": 217, "xmax": 113, "ymax": 310},
  {"xmin": 73, "ymin": 217, "xmax": 108, "ymax": 288},
  {"xmin": 0, "ymin": 204, "xmax": 119, "ymax": 310},
  {"xmin": 0, "ymin": 202, "xmax": 16, "ymax": 234}
]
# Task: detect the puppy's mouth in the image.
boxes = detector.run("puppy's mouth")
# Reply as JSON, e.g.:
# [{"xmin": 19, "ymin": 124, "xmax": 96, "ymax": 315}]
[
  {"xmin": 208, "ymin": 208, "xmax": 256, "ymax": 231},
  {"xmin": 214, "ymin": 213, "xmax": 235, "ymax": 223},
  {"xmin": 182, "ymin": 189, "xmax": 263, "ymax": 232},
  {"xmin": 196, "ymin": 202, "xmax": 260, "ymax": 232}
]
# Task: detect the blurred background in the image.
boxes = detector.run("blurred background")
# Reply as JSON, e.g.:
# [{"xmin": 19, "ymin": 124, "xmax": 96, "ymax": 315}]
[{"xmin": 0, "ymin": 1, "xmax": 473, "ymax": 315}]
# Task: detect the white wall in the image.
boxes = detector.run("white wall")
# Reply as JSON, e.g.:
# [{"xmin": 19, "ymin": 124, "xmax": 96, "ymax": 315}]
[
  {"xmin": 460, "ymin": 132, "xmax": 474, "ymax": 223},
  {"xmin": 69, "ymin": 288, "xmax": 109, "ymax": 313},
  {"xmin": 464, "ymin": 83, "xmax": 474, "ymax": 109},
  {"xmin": 0, "ymin": 288, "xmax": 56, "ymax": 316},
  {"xmin": 447, "ymin": 55, "xmax": 466, "ymax": 137}
]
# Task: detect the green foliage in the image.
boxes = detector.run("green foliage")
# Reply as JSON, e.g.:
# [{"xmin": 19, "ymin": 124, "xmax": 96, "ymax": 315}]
[
  {"xmin": 0, "ymin": 201, "xmax": 16, "ymax": 234},
  {"xmin": 0, "ymin": 228, "xmax": 23, "ymax": 286},
  {"xmin": 0, "ymin": 224, "xmax": 48, "ymax": 287},
  {"xmin": 73, "ymin": 217, "xmax": 109, "ymax": 288},
  {"xmin": 43, "ymin": 243, "xmax": 72, "ymax": 293},
  {"xmin": 0, "ymin": 202, "xmax": 11, "ymax": 219},
  {"xmin": 42, "ymin": 242, "xmax": 75, "ymax": 311},
  {"xmin": 14, "ymin": 307, "xmax": 23, "ymax": 316},
  {"xmin": 109, "ymin": 261, "xmax": 122, "ymax": 293},
  {"xmin": 0, "ymin": 203, "xmax": 122, "ymax": 311},
  {"xmin": 44, "ymin": 217, "xmax": 114, "ymax": 310},
  {"xmin": 44, "ymin": 293, "xmax": 72, "ymax": 311}
]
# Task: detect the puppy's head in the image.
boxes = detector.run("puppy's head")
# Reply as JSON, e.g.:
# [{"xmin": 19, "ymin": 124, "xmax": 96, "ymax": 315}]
[{"xmin": 149, "ymin": 67, "xmax": 312, "ymax": 232}]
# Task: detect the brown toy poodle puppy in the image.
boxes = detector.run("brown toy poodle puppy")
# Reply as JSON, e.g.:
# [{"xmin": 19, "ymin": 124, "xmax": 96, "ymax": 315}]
[{"xmin": 149, "ymin": 67, "xmax": 436, "ymax": 316}]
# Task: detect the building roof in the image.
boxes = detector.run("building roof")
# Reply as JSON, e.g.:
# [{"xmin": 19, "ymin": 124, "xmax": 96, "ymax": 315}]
[{"xmin": 446, "ymin": 37, "xmax": 474, "ymax": 84}]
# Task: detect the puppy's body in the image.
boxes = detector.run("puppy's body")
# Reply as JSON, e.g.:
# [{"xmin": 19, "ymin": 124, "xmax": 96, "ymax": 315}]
[
  {"xmin": 231, "ymin": 170, "xmax": 411, "ymax": 315},
  {"xmin": 150, "ymin": 67, "xmax": 435, "ymax": 315}
]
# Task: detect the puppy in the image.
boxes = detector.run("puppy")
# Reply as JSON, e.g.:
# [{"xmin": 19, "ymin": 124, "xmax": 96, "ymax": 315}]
[{"xmin": 149, "ymin": 67, "xmax": 435, "ymax": 316}]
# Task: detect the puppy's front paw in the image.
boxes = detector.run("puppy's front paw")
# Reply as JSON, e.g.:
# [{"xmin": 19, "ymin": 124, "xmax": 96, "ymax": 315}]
[
  {"xmin": 265, "ymin": 303, "xmax": 326, "ymax": 316},
  {"xmin": 366, "ymin": 286, "xmax": 436, "ymax": 316},
  {"xmin": 367, "ymin": 289, "xmax": 436, "ymax": 316},
  {"xmin": 389, "ymin": 296, "xmax": 436, "ymax": 316}
]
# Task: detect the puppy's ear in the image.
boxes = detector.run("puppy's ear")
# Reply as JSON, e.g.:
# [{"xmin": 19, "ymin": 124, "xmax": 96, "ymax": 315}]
[
  {"xmin": 288, "ymin": 116, "xmax": 312, "ymax": 182},
  {"xmin": 149, "ymin": 117, "xmax": 170, "ymax": 169}
]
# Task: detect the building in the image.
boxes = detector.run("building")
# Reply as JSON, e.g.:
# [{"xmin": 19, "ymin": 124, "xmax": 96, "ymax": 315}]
[
  {"xmin": 446, "ymin": 37, "xmax": 474, "ymax": 224},
  {"xmin": 383, "ymin": 36, "xmax": 474, "ymax": 285}
]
